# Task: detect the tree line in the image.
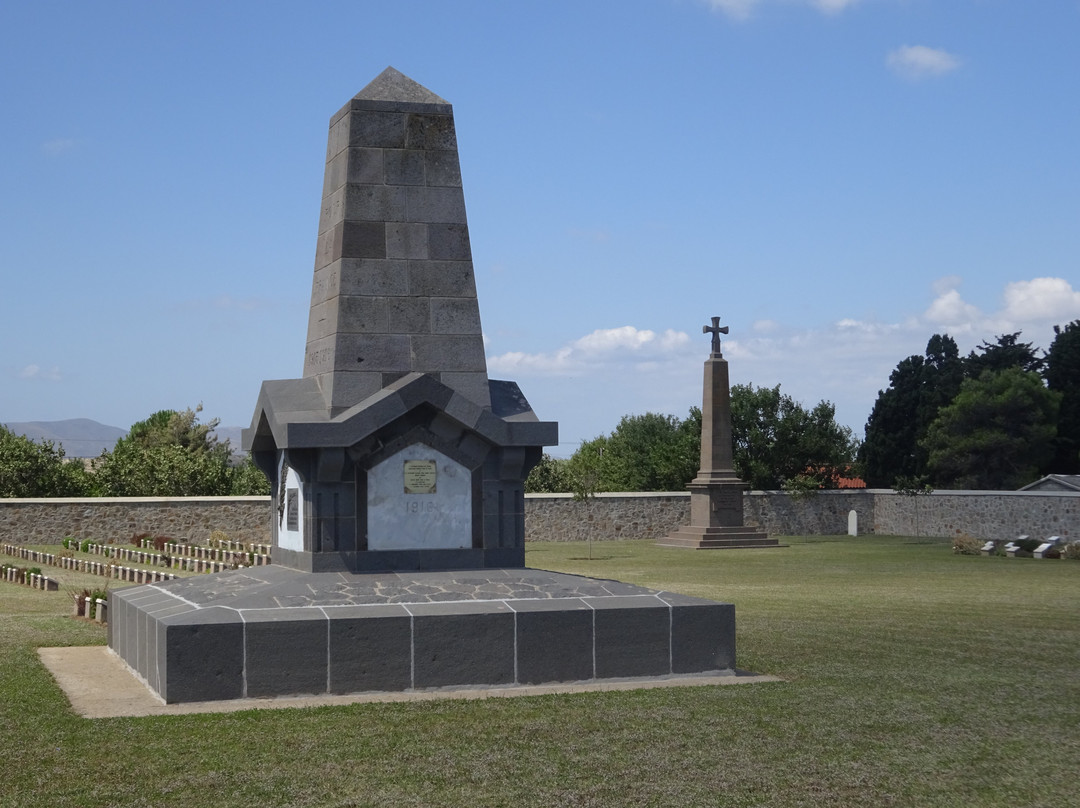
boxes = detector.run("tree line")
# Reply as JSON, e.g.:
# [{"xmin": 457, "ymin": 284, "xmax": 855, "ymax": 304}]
[
  {"xmin": 5, "ymin": 321, "xmax": 1077, "ymax": 498},
  {"xmin": 527, "ymin": 383, "xmax": 860, "ymax": 495},
  {"xmin": 860, "ymin": 321, "xmax": 1079, "ymax": 489},
  {"xmin": 529, "ymin": 319, "xmax": 1079, "ymax": 494},
  {"xmin": 0, "ymin": 406, "xmax": 270, "ymax": 498}
]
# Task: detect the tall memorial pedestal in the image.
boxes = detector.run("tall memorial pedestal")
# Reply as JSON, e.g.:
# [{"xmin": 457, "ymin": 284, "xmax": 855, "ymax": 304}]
[
  {"xmin": 659, "ymin": 317, "xmax": 777, "ymax": 550},
  {"xmin": 109, "ymin": 69, "xmax": 738, "ymax": 703}
]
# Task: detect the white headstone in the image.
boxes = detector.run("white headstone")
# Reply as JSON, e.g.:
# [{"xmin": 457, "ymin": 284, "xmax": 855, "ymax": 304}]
[{"xmin": 847, "ymin": 510, "xmax": 858, "ymax": 536}]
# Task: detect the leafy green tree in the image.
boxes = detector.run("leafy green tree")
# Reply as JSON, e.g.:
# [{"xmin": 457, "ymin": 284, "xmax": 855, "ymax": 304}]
[
  {"xmin": 859, "ymin": 335, "xmax": 964, "ymax": 487},
  {"xmin": 566, "ymin": 411, "xmax": 700, "ymax": 492},
  {"xmin": 1045, "ymin": 320, "xmax": 1080, "ymax": 473},
  {"xmin": 0, "ymin": 425, "xmax": 95, "ymax": 497},
  {"xmin": 94, "ymin": 405, "xmax": 265, "ymax": 496},
  {"xmin": 730, "ymin": 384, "xmax": 859, "ymax": 490},
  {"xmin": 922, "ymin": 368, "xmax": 1060, "ymax": 489},
  {"xmin": 965, "ymin": 332, "xmax": 1044, "ymax": 377},
  {"xmin": 524, "ymin": 453, "xmax": 573, "ymax": 493},
  {"xmin": 230, "ymin": 454, "xmax": 273, "ymax": 496}
]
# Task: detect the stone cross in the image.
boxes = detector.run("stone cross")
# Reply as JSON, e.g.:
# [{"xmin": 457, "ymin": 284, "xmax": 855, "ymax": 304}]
[{"xmin": 703, "ymin": 316, "xmax": 729, "ymax": 354}]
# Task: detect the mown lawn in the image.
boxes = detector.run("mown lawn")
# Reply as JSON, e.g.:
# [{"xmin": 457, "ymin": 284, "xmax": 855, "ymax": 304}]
[{"xmin": 1, "ymin": 536, "xmax": 1076, "ymax": 807}]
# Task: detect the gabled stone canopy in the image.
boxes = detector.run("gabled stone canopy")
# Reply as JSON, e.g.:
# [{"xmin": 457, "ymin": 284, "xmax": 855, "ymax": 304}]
[{"xmin": 245, "ymin": 373, "xmax": 555, "ymax": 458}]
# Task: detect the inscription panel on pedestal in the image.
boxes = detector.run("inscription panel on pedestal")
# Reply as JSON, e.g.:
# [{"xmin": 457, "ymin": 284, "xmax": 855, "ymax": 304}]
[{"xmin": 367, "ymin": 444, "xmax": 471, "ymax": 550}]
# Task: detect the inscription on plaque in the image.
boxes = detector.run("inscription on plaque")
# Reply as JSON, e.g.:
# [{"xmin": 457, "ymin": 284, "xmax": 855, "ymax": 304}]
[
  {"xmin": 403, "ymin": 460, "xmax": 437, "ymax": 494},
  {"xmin": 368, "ymin": 445, "xmax": 471, "ymax": 551},
  {"xmin": 713, "ymin": 490, "xmax": 740, "ymax": 510},
  {"xmin": 286, "ymin": 488, "xmax": 299, "ymax": 531}
]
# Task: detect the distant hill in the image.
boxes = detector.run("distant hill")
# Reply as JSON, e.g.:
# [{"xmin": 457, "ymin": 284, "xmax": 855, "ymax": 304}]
[
  {"xmin": 3, "ymin": 419, "xmax": 247, "ymax": 458},
  {"xmin": 3, "ymin": 419, "xmax": 128, "ymax": 458}
]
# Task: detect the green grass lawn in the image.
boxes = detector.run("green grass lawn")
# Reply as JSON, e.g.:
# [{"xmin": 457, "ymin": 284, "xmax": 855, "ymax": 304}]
[{"xmin": 1, "ymin": 536, "xmax": 1077, "ymax": 807}]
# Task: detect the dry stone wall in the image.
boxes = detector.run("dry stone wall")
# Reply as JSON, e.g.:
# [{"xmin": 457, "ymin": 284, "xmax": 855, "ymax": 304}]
[
  {"xmin": 1, "ymin": 490, "xmax": 1075, "ymax": 546},
  {"xmin": 525, "ymin": 493, "xmax": 691, "ymax": 542},
  {"xmin": 873, "ymin": 490, "xmax": 1079, "ymax": 540},
  {"xmin": 0, "ymin": 497, "xmax": 272, "ymax": 545}
]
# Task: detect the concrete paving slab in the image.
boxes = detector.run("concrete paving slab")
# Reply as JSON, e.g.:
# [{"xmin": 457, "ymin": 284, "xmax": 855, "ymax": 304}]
[{"xmin": 38, "ymin": 645, "xmax": 781, "ymax": 719}]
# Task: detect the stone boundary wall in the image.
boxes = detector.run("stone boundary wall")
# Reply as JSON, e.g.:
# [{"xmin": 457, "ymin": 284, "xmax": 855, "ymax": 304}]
[
  {"xmin": 871, "ymin": 490, "xmax": 1078, "ymax": 541},
  {"xmin": 1, "ymin": 490, "xmax": 1075, "ymax": 547},
  {"xmin": 527, "ymin": 490, "xmax": 1078, "ymax": 541},
  {"xmin": 0, "ymin": 497, "xmax": 272, "ymax": 545}
]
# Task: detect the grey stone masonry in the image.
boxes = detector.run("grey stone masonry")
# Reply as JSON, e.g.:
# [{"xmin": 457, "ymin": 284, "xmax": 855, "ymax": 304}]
[
  {"xmin": 109, "ymin": 566, "xmax": 735, "ymax": 702},
  {"xmin": 659, "ymin": 318, "xmax": 776, "ymax": 549},
  {"xmin": 305, "ymin": 66, "xmax": 490, "ymax": 415},
  {"xmin": 243, "ymin": 68, "xmax": 557, "ymax": 574}
]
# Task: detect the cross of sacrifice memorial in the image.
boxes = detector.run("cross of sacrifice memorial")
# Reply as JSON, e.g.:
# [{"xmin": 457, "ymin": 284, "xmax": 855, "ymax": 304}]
[{"xmin": 109, "ymin": 68, "xmax": 737, "ymax": 703}]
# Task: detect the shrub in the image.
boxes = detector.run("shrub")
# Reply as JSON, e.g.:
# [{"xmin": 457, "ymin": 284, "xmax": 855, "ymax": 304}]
[
  {"xmin": 69, "ymin": 588, "xmax": 90, "ymax": 616},
  {"xmin": 79, "ymin": 539, "xmax": 90, "ymax": 553},
  {"xmin": 1016, "ymin": 538, "xmax": 1042, "ymax": 553},
  {"xmin": 952, "ymin": 534, "xmax": 984, "ymax": 555},
  {"xmin": 1060, "ymin": 541, "xmax": 1080, "ymax": 560}
]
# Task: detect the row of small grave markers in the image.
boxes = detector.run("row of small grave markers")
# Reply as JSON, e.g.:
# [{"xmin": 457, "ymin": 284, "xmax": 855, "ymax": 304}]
[
  {"xmin": 982, "ymin": 536, "xmax": 1065, "ymax": 558},
  {"xmin": 81, "ymin": 540, "xmax": 271, "ymax": 567},
  {"xmin": 1, "ymin": 542, "xmax": 270, "ymax": 583},
  {"xmin": 1, "ymin": 565, "xmax": 60, "ymax": 591}
]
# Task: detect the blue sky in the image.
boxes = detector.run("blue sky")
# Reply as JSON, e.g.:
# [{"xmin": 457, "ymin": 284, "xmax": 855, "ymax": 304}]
[{"xmin": 2, "ymin": 0, "xmax": 1078, "ymax": 456}]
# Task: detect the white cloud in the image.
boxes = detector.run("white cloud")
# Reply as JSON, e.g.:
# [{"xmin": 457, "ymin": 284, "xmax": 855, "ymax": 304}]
[
  {"xmin": 919, "ymin": 276, "xmax": 1080, "ymax": 338},
  {"xmin": 701, "ymin": 0, "xmax": 860, "ymax": 19},
  {"xmin": 40, "ymin": 138, "xmax": 76, "ymax": 155},
  {"xmin": 1001, "ymin": 277, "xmax": 1080, "ymax": 322},
  {"xmin": 932, "ymin": 275, "xmax": 963, "ymax": 296},
  {"xmin": 811, "ymin": 0, "xmax": 861, "ymax": 13},
  {"xmin": 492, "ymin": 277, "xmax": 1080, "ymax": 452},
  {"xmin": 18, "ymin": 364, "xmax": 62, "ymax": 381},
  {"xmin": 923, "ymin": 289, "xmax": 981, "ymax": 333},
  {"xmin": 887, "ymin": 45, "xmax": 961, "ymax": 80},
  {"xmin": 488, "ymin": 325, "xmax": 691, "ymax": 376},
  {"xmin": 703, "ymin": 0, "xmax": 760, "ymax": 20}
]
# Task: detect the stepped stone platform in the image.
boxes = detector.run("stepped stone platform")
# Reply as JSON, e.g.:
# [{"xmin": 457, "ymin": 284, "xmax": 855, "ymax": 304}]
[
  {"xmin": 657, "ymin": 527, "xmax": 781, "ymax": 549},
  {"xmin": 109, "ymin": 566, "xmax": 735, "ymax": 704}
]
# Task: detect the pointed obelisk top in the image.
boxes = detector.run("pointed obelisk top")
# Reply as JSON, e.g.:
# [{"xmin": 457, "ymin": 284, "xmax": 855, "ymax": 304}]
[{"xmin": 354, "ymin": 66, "xmax": 449, "ymax": 106}]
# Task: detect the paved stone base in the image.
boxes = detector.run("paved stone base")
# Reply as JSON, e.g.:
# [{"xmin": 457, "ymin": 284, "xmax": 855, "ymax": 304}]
[
  {"xmin": 108, "ymin": 567, "xmax": 736, "ymax": 704},
  {"xmin": 658, "ymin": 526, "xmax": 781, "ymax": 549},
  {"xmin": 39, "ymin": 646, "xmax": 778, "ymax": 718}
]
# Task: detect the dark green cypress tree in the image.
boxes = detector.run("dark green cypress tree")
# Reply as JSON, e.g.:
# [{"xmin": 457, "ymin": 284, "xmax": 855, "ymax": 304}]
[{"xmin": 1045, "ymin": 320, "xmax": 1080, "ymax": 473}]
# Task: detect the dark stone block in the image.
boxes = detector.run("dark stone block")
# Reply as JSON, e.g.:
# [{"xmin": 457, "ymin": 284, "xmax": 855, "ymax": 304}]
[
  {"xmin": 159, "ymin": 608, "xmax": 245, "ymax": 704},
  {"xmin": 483, "ymin": 547, "xmax": 525, "ymax": 567},
  {"xmin": 425, "ymin": 150, "xmax": 461, "ymax": 187},
  {"xmin": 411, "ymin": 602, "xmax": 514, "ymax": 688},
  {"xmin": 340, "ymin": 221, "xmax": 387, "ymax": 260},
  {"xmin": 663, "ymin": 595, "xmax": 736, "ymax": 672},
  {"xmin": 405, "ymin": 113, "xmax": 457, "ymax": 150},
  {"xmin": 383, "ymin": 148, "xmax": 425, "ymax": 185},
  {"xmin": 244, "ymin": 608, "xmax": 328, "ymax": 697},
  {"xmin": 327, "ymin": 605, "xmax": 412, "ymax": 693},
  {"xmin": 592, "ymin": 596, "xmax": 671, "ymax": 678},
  {"xmin": 427, "ymin": 223, "xmax": 471, "ymax": 260},
  {"xmin": 515, "ymin": 599, "xmax": 594, "ymax": 684},
  {"xmin": 347, "ymin": 110, "xmax": 406, "ymax": 149}
]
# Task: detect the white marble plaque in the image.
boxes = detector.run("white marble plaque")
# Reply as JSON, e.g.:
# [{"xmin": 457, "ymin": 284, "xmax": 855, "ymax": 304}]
[
  {"xmin": 367, "ymin": 444, "xmax": 471, "ymax": 550},
  {"xmin": 277, "ymin": 461, "xmax": 305, "ymax": 551}
]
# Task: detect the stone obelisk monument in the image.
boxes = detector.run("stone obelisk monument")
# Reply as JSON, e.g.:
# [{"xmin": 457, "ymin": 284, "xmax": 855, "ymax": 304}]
[
  {"xmin": 109, "ymin": 71, "xmax": 739, "ymax": 704},
  {"xmin": 659, "ymin": 316, "xmax": 777, "ymax": 549}
]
